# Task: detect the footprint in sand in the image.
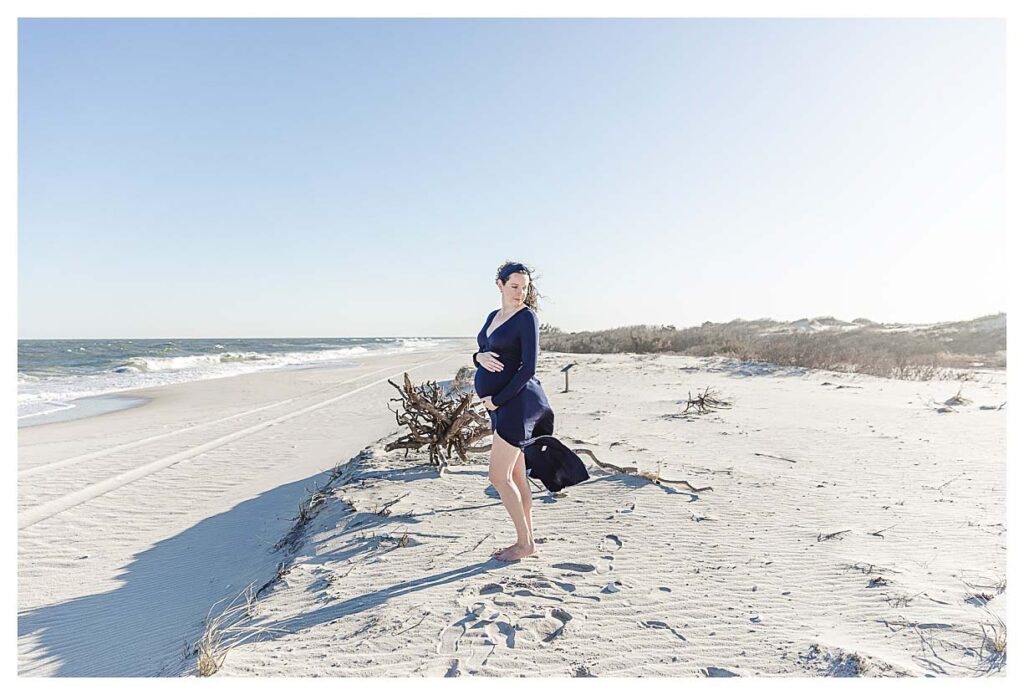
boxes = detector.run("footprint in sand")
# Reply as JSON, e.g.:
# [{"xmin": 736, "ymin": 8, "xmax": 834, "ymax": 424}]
[
  {"xmin": 472, "ymin": 617, "xmax": 516, "ymax": 650},
  {"xmin": 463, "ymin": 644, "xmax": 496, "ymax": 672},
  {"xmin": 512, "ymin": 587, "xmax": 564, "ymax": 602},
  {"xmin": 497, "ymin": 576, "xmax": 567, "ymax": 602},
  {"xmin": 521, "ymin": 572, "xmax": 571, "ymax": 586},
  {"xmin": 440, "ymin": 602, "xmax": 514, "ymax": 667},
  {"xmin": 438, "ymin": 622, "xmax": 465, "ymax": 656},
  {"xmin": 469, "ymin": 601, "xmax": 504, "ymax": 622},
  {"xmin": 543, "ymin": 607, "xmax": 573, "ymax": 642},
  {"xmin": 474, "ymin": 574, "xmax": 579, "ymax": 618},
  {"xmin": 518, "ymin": 573, "xmax": 578, "ymax": 596},
  {"xmin": 639, "ymin": 619, "xmax": 687, "ymax": 641},
  {"xmin": 510, "ymin": 606, "xmax": 575, "ymax": 645},
  {"xmin": 494, "ymin": 620, "xmax": 516, "ymax": 648},
  {"xmin": 596, "ymin": 534, "xmax": 623, "ymax": 573},
  {"xmin": 552, "ymin": 562, "xmax": 596, "ymax": 573},
  {"xmin": 551, "ymin": 579, "xmax": 577, "ymax": 593},
  {"xmin": 601, "ymin": 534, "xmax": 623, "ymax": 551}
]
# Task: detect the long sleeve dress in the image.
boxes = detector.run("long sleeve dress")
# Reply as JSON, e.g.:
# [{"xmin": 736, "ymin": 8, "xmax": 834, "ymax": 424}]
[{"xmin": 474, "ymin": 306, "xmax": 589, "ymax": 492}]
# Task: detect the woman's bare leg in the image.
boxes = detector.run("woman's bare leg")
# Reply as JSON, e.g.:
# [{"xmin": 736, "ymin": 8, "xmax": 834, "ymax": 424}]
[
  {"xmin": 485, "ymin": 430, "xmax": 516, "ymax": 558},
  {"xmin": 511, "ymin": 450, "xmax": 534, "ymax": 542},
  {"xmin": 488, "ymin": 432, "xmax": 535, "ymax": 561}
]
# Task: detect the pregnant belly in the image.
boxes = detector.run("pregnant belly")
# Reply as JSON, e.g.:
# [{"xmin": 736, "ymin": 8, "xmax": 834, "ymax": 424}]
[{"xmin": 474, "ymin": 366, "xmax": 515, "ymax": 398}]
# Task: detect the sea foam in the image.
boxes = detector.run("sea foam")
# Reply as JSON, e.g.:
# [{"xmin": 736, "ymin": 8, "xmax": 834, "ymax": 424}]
[{"xmin": 19, "ymin": 339, "xmax": 453, "ymax": 420}]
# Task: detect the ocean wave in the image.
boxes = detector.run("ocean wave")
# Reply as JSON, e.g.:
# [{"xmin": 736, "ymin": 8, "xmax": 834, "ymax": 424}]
[
  {"xmin": 396, "ymin": 338, "xmax": 441, "ymax": 350},
  {"xmin": 114, "ymin": 352, "xmax": 272, "ymax": 373}
]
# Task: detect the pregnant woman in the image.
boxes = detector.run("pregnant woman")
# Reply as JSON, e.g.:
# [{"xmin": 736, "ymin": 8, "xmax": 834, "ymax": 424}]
[{"xmin": 473, "ymin": 261, "xmax": 588, "ymax": 563}]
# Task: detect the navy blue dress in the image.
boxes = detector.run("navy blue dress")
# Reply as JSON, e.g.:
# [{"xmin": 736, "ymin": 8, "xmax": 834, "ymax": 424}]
[{"xmin": 474, "ymin": 307, "xmax": 589, "ymax": 492}]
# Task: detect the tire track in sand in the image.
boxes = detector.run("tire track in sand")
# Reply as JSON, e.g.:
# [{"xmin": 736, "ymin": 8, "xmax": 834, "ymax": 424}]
[
  {"xmin": 19, "ymin": 363, "xmax": 404, "ymax": 479},
  {"xmin": 18, "ymin": 356, "xmax": 453, "ymax": 529}
]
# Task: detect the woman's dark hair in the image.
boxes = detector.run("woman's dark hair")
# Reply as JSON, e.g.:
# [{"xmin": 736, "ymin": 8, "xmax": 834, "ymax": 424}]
[{"xmin": 495, "ymin": 260, "xmax": 542, "ymax": 311}]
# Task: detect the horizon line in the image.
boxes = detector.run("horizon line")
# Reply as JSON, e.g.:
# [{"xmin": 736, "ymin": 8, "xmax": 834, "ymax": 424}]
[{"xmin": 18, "ymin": 310, "xmax": 1006, "ymax": 341}]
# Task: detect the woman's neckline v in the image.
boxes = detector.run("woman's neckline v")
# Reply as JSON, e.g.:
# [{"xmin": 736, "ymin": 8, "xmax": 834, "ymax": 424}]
[{"xmin": 486, "ymin": 306, "xmax": 528, "ymax": 339}]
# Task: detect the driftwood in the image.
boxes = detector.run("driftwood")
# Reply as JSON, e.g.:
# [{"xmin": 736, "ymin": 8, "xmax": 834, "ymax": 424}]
[
  {"xmin": 944, "ymin": 386, "xmax": 972, "ymax": 407},
  {"xmin": 384, "ymin": 372, "xmax": 492, "ymax": 472},
  {"xmin": 573, "ymin": 448, "xmax": 713, "ymax": 493},
  {"xmin": 683, "ymin": 386, "xmax": 732, "ymax": 415}
]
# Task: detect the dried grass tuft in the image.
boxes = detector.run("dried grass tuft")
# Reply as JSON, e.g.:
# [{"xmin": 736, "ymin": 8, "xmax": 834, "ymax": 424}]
[{"xmin": 193, "ymin": 583, "xmax": 288, "ymax": 677}]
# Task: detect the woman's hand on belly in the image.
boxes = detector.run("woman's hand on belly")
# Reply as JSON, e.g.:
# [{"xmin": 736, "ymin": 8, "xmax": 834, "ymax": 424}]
[
  {"xmin": 475, "ymin": 366, "xmax": 511, "ymax": 399},
  {"xmin": 476, "ymin": 351, "xmax": 504, "ymax": 372},
  {"xmin": 481, "ymin": 396, "xmax": 498, "ymax": 411}
]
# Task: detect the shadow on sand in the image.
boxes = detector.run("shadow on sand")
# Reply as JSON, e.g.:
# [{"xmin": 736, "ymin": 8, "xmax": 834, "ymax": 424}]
[
  {"xmin": 19, "ymin": 460, "xmax": 679, "ymax": 675},
  {"xmin": 18, "ymin": 468, "xmax": 343, "ymax": 676}
]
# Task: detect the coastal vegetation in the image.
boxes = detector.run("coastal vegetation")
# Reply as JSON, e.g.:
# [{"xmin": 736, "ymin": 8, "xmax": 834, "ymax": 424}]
[{"xmin": 539, "ymin": 313, "xmax": 1005, "ymax": 380}]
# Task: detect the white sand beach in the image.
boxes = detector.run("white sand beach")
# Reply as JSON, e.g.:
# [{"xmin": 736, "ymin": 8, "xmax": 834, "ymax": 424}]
[
  {"xmin": 18, "ymin": 348, "xmax": 1006, "ymax": 677},
  {"xmin": 17, "ymin": 345, "xmax": 473, "ymax": 676}
]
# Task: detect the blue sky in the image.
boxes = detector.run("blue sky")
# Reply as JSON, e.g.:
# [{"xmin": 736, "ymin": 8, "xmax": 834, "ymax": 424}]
[{"xmin": 19, "ymin": 18, "xmax": 1004, "ymax": 338}]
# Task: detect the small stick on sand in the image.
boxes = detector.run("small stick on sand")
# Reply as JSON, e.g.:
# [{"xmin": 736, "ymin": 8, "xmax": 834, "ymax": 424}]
[
  {"xmin": 817, "ymin": 529, "xmax": 851, "ymax": 542},
  {"xmin": 924, "ymin": 473, "xmax": 965, "ymax": 491},
  {"xmin": 754, "ymin": 452, "xmax": 797, "ymax": 463},
  {"xmin": 870, "ymin": 525, "xmax": 897, "ymax": 538},
  {"xmin": 453, "ymin": 532, "xmax": 494, "ymax": 558},
  {"xmin": 375, "ymin": 492, "xmax": 411, "ymax": 516}
]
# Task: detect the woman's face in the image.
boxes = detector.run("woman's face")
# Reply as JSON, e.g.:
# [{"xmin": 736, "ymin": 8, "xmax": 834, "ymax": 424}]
[{"xmin": 497, "ymin": 272, "xmax": 529, "ymax": 305}]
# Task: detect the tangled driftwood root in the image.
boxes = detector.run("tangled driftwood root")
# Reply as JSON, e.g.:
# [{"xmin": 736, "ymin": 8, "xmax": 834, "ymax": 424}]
[
  {"xmin": 384, "ymin": 372, "xmax": 492, "ymax": 472},
  {"xmin": 683, "ymin": 386, "xmax": 732, "ymax": 415}
]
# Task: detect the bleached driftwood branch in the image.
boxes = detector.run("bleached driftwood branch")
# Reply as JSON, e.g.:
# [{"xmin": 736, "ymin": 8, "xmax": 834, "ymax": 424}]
[
  {"xmin": 573, "ymin": 448, "xmax": 713, "ymax": 493},
  {"xmin": 683, "ymin": 386, "xmax": 732, "ymax": 415},
  {"xmin": 385, "ymin": 371, "xmax": 492, "ymax": 472}
]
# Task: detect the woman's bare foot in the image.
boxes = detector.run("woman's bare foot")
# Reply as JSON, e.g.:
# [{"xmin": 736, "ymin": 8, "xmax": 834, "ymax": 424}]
[
  {"xmin": 495, "ymin": 542, "xmax": 537, "ymax": 562},
  {"xmin": 491, "ymin": 544, "xmax": 516, "ymax": 558}
]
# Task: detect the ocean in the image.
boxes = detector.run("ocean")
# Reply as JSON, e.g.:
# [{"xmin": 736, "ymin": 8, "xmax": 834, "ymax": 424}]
[{"xmin": 18, "ymin": 337, "xmax": 460, "ymax": 421}]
